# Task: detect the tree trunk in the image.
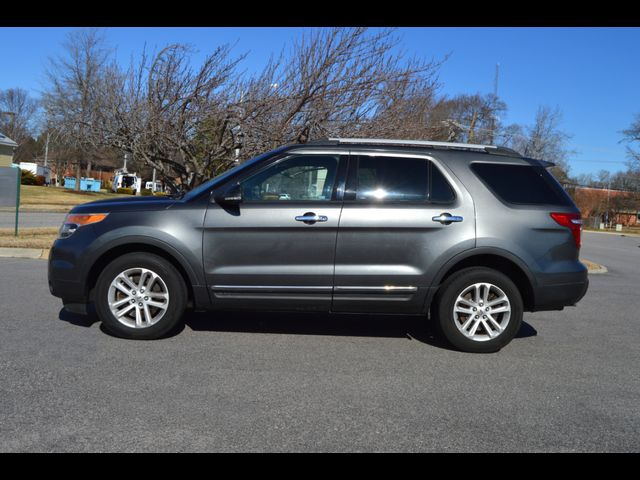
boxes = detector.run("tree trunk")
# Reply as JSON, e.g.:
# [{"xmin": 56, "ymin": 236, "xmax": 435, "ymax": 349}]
[
  {"xmin": 468, "ymin": 110, "xmax": 478, "ymax": 143},
  {"xmin": 75, "ymin": 162, "xmax": 81, "ymax": 192},
  {"xmin": 55, "ymin": 159, "xmax": 61, "ymax": 187}
]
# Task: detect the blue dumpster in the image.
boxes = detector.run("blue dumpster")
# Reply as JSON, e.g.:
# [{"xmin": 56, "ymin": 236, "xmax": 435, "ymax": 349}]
[{"xmin": 64, "ymin": 177, "xmax": 102, "ymax": 192}]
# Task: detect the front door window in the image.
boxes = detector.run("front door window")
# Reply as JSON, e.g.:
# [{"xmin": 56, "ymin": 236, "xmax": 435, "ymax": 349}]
[{"xmin": 241, "ymin": 155, "xmax": 339, "ymax": 202}]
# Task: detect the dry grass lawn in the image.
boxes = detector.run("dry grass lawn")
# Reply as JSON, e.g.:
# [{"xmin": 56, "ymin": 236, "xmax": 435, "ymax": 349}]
[
  {"xmin": 18, "ymin": 185, "xmax": 130, "ymax": 212},
  {"xmin": 0, "ymin": 227, "xmax": 59, "ymax": 249}
]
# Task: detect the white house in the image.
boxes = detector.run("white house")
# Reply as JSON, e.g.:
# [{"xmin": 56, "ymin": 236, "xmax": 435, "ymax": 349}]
[{"xmin": 19, "ymin": 162, "xmax": 52, "ymax": 184}]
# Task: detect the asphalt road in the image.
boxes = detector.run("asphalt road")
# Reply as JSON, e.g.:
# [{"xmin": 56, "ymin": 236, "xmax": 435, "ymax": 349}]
[
  {"xmin": 0, "ymin": 231, "xmax": 638, "ymax": 452},
  {"xmin": 0, "ymin": 211, "xmax": 67, "ymax": 229}
]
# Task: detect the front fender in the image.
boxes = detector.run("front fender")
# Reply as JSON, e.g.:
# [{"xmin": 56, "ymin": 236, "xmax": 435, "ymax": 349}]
[{"xmin": 80, "ymin": 228, "xmax": 204, "ymax": 289}]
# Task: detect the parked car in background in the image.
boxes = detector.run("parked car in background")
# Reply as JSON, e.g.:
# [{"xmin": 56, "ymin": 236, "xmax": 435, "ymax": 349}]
[
  {"xmin": 48, "ymin": 138, "xmax": 588, "ymax": 352},
  {"xmin": 112, "ymin": 170, "xmax": 142, "ymax": 194},
  {"xmin": 145, "ymin": 181, "xmax": 163, "ymax": 193}
]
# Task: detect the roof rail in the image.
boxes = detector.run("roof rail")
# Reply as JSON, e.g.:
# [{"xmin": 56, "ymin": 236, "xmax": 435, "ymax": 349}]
[{"xmin": 325, "ymin": 138, "xmax": 521, "ymax": 157}]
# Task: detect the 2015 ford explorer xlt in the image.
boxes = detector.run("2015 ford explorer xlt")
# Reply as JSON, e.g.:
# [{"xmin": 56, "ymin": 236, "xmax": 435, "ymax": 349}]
[{"xmin": 48, "ymin": 138, "xmax": 588, "ymax": 353}]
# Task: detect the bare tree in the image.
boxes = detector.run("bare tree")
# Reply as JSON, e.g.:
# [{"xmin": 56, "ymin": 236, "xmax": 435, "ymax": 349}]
[
  {"xmin": 42, "ymin": 28, "xmax": 111, "ymax": 189},
  {"xmin": 355, "ymin": 75, "xmax": 442, "ymax": 140},
  {"xmin": 237, "ymin": 28, "xmax": 444, "ymax": 157},
  {"xmin": 504, "ymin": 106, "xmax": 573, "ymax": 182},
  {"xmin": 0, "ymin": 88, "xmax": 40, "ymax": 162},
  {"xmin": 44, "ymin": 27, "xmax": 445, "ymax": 192},
  {"xmin": 622, "ymin": 112, "xmax": 640, "ymax": 171},
  {"xmin": 420, "ymin": 93, "xmax": 507, "ymax": 144},
  {"xmin": 85, "ymin": 43, "xmax": 245, "ymax": 191}
]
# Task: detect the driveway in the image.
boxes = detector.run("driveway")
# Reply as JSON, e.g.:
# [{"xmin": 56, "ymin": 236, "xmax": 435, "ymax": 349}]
[{"xmin": 0, "ymin": 231, "xmax": 638, "ymax": 452}]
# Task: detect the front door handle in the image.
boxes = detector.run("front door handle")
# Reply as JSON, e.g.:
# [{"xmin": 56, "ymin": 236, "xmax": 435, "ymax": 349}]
[
  {"xmin": 295, "ymin": 212, "xmax": 328, "ymax": 225},
  {"xmin": 432, "ymin": 212, "xmax": 463, "ymax": 225}
]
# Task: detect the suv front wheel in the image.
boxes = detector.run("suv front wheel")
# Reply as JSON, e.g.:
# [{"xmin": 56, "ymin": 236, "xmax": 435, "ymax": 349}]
[
  {"xmin": 433, "ymin": 267, "xmax": 523, "ymax": 353},
  {"xmin": 94, "ymin": 252, "xmax": 188, "ymax": 339}
]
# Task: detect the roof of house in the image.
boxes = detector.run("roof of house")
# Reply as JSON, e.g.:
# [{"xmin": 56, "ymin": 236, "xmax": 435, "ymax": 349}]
[{"xmin": 0, "ymin": 132, "xmax": 18, "ymax": 148}]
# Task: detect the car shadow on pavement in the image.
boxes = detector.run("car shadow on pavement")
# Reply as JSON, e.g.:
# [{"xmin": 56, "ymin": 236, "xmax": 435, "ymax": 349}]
[
  {"xmin": 58, "ymin": 306, "xmax": 100, "ymax": 328},
  {"xmin": 58, "ymin": 307, "xmax": 537, "ymax": 350},
  {"xmin": 184, "ymin": 310, "xmax": 538, "ymax": 351}
]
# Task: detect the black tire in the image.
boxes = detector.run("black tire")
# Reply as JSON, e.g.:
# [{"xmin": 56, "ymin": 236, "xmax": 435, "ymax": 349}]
[
  {"xmin": 432, "ymin": 267, "xmax": 523, "ymax": 353},
  {"xmin": 94, "ymin": 252, "xmax": 188, "ymax": 339}
]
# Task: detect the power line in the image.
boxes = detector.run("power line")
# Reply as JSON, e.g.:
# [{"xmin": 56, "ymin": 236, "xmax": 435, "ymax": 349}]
[{"xmin": 570, "ymin": 159, "xmax": 629, "ymax": 164}]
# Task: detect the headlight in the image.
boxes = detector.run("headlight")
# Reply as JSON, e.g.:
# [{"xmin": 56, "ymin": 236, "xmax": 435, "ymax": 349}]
[{"xmin": 58, "ymin": 213, "xmax": 109, "ymax": 239}]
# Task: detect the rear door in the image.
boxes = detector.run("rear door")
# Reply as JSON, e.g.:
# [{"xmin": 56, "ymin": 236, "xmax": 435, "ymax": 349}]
[{"xmin": 332, "ymin": 152, "xmax": 475, "ymax": 313}]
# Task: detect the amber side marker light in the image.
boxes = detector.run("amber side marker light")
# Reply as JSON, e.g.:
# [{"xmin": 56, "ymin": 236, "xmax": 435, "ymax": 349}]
[{"xmin": 58, "ymin": 213, "xmax": 109, "ymax": 239}]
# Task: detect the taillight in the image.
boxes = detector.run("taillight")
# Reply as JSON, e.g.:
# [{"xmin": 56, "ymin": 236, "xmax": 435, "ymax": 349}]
[{"xmin": 550, "ymin": 212, "xmax": 582, "ymax": 248}]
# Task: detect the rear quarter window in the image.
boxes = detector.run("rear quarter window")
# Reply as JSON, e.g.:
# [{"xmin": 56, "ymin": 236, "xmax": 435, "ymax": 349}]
[{"xmin": 471, "ymin": 163, "xmax": 573, "ymax": 206}]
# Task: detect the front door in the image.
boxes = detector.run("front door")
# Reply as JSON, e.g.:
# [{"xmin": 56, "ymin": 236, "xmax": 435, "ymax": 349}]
[{"xmin": 203, "ymin": 153, "xmax": 346, "ymax": 311}]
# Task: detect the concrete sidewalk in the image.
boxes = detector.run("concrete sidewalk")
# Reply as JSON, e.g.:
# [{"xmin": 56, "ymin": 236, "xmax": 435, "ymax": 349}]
[{"xmin": 0, "ymin": 247, "xmax": 49, "ymax": 260}]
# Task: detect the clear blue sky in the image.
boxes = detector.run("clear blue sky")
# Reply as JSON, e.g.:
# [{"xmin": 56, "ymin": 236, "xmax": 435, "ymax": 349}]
[{"xmin": 0, "ymin": 26, "xmax": 638, "ymax": 176}]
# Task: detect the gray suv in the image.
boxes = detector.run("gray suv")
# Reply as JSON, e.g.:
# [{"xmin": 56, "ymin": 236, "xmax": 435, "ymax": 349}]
[{"xmin": 48, "ymin": 138, "xmax": 588, "ymax": 352}]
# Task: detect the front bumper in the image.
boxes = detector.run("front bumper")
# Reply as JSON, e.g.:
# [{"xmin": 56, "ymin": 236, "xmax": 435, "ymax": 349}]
[{"xmin": 48, "ymin": 226, "xmax": 98, "ymax": 306}]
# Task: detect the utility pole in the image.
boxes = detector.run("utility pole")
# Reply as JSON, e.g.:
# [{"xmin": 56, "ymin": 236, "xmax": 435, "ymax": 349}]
[
  {"xmin": 44, "ymin": 132, "xmax": 50, "ymax": 167},
  {"xmin": 123, "ymin": 152, "xmax": 128, "ymax": 172},
  {"xmin": 489, "ymin": 63, "xmax": 500, "ymax": 145}
]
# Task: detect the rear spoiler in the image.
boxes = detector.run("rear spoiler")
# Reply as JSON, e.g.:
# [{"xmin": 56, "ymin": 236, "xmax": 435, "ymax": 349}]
[{"xmin": 523, "ymin": 157, "xmax": 556, "ymax": 168}]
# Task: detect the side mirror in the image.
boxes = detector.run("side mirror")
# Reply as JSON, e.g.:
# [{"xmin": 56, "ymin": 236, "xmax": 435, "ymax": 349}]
[{"xmin": 214, "ymin": 183, "xmax": 243, "ymax": 205}]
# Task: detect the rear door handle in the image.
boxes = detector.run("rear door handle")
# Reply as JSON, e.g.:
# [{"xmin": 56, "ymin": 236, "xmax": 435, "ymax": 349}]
[
  {"xmin": 295, "ymin": 212, "xmax": 328, "ymax": 225},
  {"xmin": 432, "ymin": 213, "xmax": 463, "ymax": 225}
]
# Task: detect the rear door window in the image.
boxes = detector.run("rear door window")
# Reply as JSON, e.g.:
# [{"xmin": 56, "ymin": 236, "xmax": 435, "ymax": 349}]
[
  {"xmin": 430, "ymin": 163, "xmax": 456, "ymax": 203},
  {"xmin": 350, "ymin": 156, "xmax": 455, "ymax": 203},
  {"xmin": 356, "ymin": 156, "xmax": 429, "ymax": 202}
]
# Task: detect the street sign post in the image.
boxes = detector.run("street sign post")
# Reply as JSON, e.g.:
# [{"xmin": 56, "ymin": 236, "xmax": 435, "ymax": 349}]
[{"xmin": 0, "ymin": 166, "xmax": 20, "ymax": 235}]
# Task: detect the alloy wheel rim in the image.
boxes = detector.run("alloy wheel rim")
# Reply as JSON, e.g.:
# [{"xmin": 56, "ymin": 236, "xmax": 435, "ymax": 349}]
[
  {"xmin": 108, "ymin": 268, "xmax": 170, "ymax": 329},
  {"xmin": 452, "ymin": 282, "xmax": 511, "ymax": 342}
]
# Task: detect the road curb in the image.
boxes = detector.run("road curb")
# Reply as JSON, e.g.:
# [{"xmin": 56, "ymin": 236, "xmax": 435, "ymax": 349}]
[
  {"xmin": 0, "ymin": 247, "xmax": 46, "ymax": 259},
  {"xmin": 581, "ymin": 259, "xmax": 608, "ymax": 274},
  {"xmin": 584, "ymin": 230, "xmax": 640, "ymax": 238}
]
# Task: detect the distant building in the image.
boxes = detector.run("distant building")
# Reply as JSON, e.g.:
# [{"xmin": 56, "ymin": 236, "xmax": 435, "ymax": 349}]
[
  {"xmin": 570, "ymin": 185, "xmax": 640, "ymax": 226},
  {"xmin": 0, "ymin": 132, "xmax": 18, "ymax": 167}
]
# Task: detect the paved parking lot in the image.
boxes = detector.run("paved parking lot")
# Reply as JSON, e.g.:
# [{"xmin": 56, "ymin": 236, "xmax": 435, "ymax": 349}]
[
  {"xmin": 0, "ymin": 211, "xmax": 67, "ymax": 229},
  {"xmin": 0, "ymin": 231, "xmax": 638, "ymax": 452}
]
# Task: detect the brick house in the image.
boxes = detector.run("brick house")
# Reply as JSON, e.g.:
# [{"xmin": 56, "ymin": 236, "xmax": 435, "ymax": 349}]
[{"xmin": 569, "ymin": 185, "xmax": 640, "ymax": 226}]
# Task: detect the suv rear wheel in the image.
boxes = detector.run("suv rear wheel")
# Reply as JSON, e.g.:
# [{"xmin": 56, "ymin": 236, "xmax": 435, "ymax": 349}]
[
  {"xmin": 433, "ymin": 267, "xmax": 523, "ymax": 353},
  {"xmin": 94, "ymin": 252, "xmax": 187, "ymax": 339}
]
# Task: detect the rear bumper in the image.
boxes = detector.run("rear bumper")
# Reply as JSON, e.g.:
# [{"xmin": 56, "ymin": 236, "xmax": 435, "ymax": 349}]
[{"xmin": 532, "ymin": 267, "xmax": 589, "ymax": 311}]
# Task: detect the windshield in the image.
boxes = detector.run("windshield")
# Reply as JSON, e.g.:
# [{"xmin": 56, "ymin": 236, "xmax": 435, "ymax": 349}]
[{"xmin": 180, "ymin": 147, "xmax": 288, "ymax": 201}]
